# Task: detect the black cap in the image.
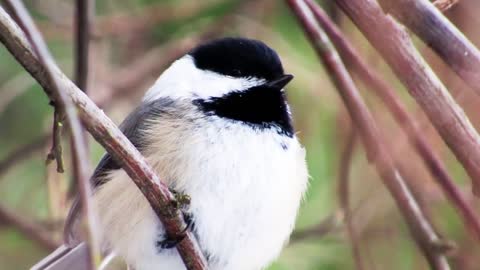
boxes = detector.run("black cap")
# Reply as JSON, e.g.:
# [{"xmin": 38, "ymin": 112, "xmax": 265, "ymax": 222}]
[{"xmin": 189, "ymin": 37, "xmax": 285, "ymax": 81}]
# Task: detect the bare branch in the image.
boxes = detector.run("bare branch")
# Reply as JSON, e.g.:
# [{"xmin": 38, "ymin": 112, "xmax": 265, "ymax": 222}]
[
  {"xmin": 3, "ymin": 1, "xmax": 99, "ymax": 268},
  {"xmin": 334, "ymin": 0, "xmax": 480, "ymax": 198},
  {"xmin": 46, "ymin": 108, "xmax": 65, "ymax": 173},
  {"xmin": 0, "ymin": 204, "xmax": 60, "ymax": 251},
  {"xmin": 0, "ymin": 6, "xmax": 207, "ymax": 269},
  {"xmin": 304, "ymin": 0, "xmax": 480, "ymax": 242},
  {"xmin": 74, "ymin": 0, "xmax": 92, "ymax": 93},
  {"xmin": 287, "ymin": 0, "xmax": 451, "ymax": 268},
  {"xmin": 381, "ymin": 0, "xmax": 480, "ymax": 98}
]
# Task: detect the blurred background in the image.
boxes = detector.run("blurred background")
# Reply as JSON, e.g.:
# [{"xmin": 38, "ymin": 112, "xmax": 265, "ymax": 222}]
[{"xmin": 1, "ymin": 0, "xmax": 480, "ymax": 269}]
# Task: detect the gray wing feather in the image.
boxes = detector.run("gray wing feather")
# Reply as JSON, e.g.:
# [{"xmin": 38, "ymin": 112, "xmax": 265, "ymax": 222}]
[{"xmin": 63, "ymin": 98, "xmax": 175, "ymax": 245}]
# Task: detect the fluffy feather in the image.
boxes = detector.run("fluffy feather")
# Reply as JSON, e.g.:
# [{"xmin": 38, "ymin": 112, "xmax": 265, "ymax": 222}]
[
  {"xmin": 93, "ymin": 99, "xmax": 308, "ymax": 269},
  {"xmin": 65, "ymin": 38, "xmax": 309, "ymax": 270}
]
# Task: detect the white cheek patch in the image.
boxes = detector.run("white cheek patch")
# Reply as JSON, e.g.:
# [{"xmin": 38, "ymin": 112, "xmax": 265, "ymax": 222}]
[{"xmin": 143, "ymin": 55, "xmax": 265, "ymax": 101}]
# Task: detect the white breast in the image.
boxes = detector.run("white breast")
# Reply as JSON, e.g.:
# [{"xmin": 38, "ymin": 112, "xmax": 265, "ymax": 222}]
[{"xmin": 93, "ymin": 115, "xmax": 308, "ymax": 270}]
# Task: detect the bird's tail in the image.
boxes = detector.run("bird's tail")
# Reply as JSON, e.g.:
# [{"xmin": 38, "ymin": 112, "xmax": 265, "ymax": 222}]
[{"xmin": 30, "ymin": 243, "xmax": 89, "ymax": 270}]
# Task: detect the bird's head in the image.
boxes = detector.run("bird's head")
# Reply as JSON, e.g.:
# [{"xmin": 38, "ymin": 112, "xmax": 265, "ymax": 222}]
[{"xmin": 144, "ymin": 37, "xmax": 294, "ymax": 136}]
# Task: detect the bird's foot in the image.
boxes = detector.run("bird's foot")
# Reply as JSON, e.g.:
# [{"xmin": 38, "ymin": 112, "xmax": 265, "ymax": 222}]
[{"xmin": 156, "ymin": 213, "xmax": 194, "ymax": 249}]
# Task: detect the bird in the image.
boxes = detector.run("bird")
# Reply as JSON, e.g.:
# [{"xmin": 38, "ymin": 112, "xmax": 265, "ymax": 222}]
[{"xmin": 41, "ymin": 37, "xmax": 309, "ymax": 270}]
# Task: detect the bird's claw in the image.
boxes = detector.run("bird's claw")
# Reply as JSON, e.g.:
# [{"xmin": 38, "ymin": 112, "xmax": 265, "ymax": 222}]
[{"xmin": 157, "ymin": 211, "xmax": 194, "ymax": 249}]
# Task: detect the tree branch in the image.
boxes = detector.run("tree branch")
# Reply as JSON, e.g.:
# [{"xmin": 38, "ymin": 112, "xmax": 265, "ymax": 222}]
[
  {"xmin": 334, "ymin": 0, "xmax": 480, "ymax": 198},
  {"xmin": 2, "ymin": 1, "xmax": 100, "ymax": 268},
  {"xmin": 74, "ymin": 0, "xmax": 93, "ymax": 93},
  {"xmin": 287, "ymin": 0, "xmax": 451, "ymax": 268},
  {"xmin": 304, "ymin": 0, "xmax": 480, "ymax": 242},
  {"xmin": 382, "ymin": 0, "xmax": 480, "ymax": 99},
  {"xmin": 0, "ymin": 5, "xmax": 207, "ymax": 270}
]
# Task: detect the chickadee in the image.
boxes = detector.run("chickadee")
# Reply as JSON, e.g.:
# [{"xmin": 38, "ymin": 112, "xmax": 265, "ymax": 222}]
[{"xmin": 38, "ymin": 37, "xmax": 308, "ymax": 270}]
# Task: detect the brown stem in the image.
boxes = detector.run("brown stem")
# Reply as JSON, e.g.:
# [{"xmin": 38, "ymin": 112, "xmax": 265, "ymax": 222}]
[
  {"xmin": 334, "ymin": 0, "xmax": 480, "ymax": 198},
  {"xmin": 73, "ymin": 0, "xmax": 93, "ymax": 151},
  {"xmin": 0, "ymin": 6, "xmax": 207, "ymax": 269},
  {"xmin": 382, "ymin": 0, "xmax": 480, "ymax": 98},
  {"xmin": 287, "ymin": 0, "xmax": 451, "ymax": 268},
  {"xmin": 304, "ymin": 0, "xmax": 480, "ymax": 242},
  {"xmin": 74, "ymin": 0, "xmax": 92, "ymax": 93},
  {"xmin": 3, "ymin": 1, "xmax": 99, "ymax": 268},
  {"xmin": 46, "ymin": 107, "xmax": 65, "ymax": 173}
]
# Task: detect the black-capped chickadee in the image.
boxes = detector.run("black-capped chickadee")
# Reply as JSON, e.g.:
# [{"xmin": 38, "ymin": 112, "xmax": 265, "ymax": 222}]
[{"xmin": 39, "ymin": 37, "xmax": 308, "ymax": 270}]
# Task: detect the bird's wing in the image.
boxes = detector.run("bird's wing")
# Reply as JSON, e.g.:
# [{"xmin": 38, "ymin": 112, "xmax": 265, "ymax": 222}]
[{"xmin": 63, "ymin": 98, "xmax": 176, "ymax": 246}]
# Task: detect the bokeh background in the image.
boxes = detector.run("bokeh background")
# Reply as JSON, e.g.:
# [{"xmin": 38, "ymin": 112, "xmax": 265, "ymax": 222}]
[{"xmin": 1, "ymin": 0, "xmax": 480, "ymax": 269}]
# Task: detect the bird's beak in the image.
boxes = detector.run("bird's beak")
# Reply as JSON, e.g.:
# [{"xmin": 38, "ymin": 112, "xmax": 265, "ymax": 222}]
[{"xmin": 267, "ymin": 74, "xmax": 294, "ymax": 89}]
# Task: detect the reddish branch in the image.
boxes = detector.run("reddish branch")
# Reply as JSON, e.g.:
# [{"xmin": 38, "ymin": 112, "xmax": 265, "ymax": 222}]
[
  {"xmin": 382, "ymin": 0, "xmax": 480, "ymax": 98},
  {"xmin": 72, "ymin": 0, "xmax": 94, "ymax": 195},
  {"xmin": 0, "ymin": 6, "xmax": 207, "ymax": 270},
  {"xmin": 2, "ymin": 1, "xmax": 99, "ymax": 268},
  {"xmin": 287, "ymin": 0, "xmax": 451, "ymax": 268},
  {"xmin": 304, "ymin": 0, "xmax": 480, "ymax": 241},
  {"xmin": 334, "ymin": 0, "xmax": 480, "ymax": 198},
  {"xmin": 0, "ymin": 204, "xmax": 60, "ymax": 251}
]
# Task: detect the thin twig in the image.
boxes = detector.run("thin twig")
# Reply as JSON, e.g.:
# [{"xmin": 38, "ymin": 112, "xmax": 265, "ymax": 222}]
[
  {"xmin": 72, "ymin": 0, "xmax": 94, "ymax": 196},
  {"xmin": 1, "ymin": 1, "xmax": 99, "ymax": 268},
  {"xmin": 337, "ymin": 130, "xmax": 364, "ymax": 270},
  {"xmin": 0, "ymin": 6, "xmax": 207, "ymax": 269},
  {"xmin": 46, "ymin": 108, "xmax": 65, "ymax": 173},
  {"xmin": 335, "ymin": 0, "xmax": 480, "ymax": 196},
  {"xmin": 0, "ymin": 204, "xmax": 60, "ymax": 251},
  {"xmin": 74, "ymin": 0, "xmax": 92, "ymax": 93},
  {"xmin": 287, "ymin": 0, "xmax": 451, "ymax": 268},
  {"xmin": 304, "ymin": 0, "xmax": 480, "ymax": 242}
]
